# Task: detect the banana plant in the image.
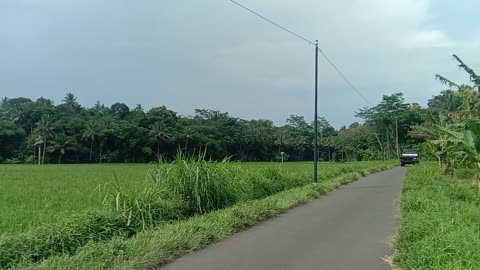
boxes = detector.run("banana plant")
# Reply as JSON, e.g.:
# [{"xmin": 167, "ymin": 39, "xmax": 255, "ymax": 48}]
[
  {"xmin": 464, "ymin": 120, "xmax": 480, "ymax": 192},
  {"xmin": 424, "ymin": 120, "xmax": 480, "ymax": 176},
  {"xmin": 426, "ymin": 124, "xmax": 464, "ymax": 176}
]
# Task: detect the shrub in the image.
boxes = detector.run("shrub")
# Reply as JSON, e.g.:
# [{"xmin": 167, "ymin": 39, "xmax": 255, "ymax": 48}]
[
  {"xmin": 149, "ymin": 152, "xmax": 244, "ymax": 215},
  {"xmin": 110, "ymin": 173, "xmax": 187, "ymax": 230}
]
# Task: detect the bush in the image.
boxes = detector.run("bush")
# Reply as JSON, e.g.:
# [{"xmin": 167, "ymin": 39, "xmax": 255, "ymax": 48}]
[
  {"xmin": 4, "ymin": 158, "xmax": 22, "ymax": 164},
  {"xmin": 148, "ymin": 152, "xmax": 244, "ymax": 215},
  {"xmin": 111, "ymin": 173, "xmax": 188, "ymax": 230}
]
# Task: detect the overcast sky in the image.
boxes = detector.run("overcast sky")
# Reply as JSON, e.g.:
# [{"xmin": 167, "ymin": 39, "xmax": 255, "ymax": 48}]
[{"xmin": 2, "ymin": 0, "xmax": 479, "ymax": 127}]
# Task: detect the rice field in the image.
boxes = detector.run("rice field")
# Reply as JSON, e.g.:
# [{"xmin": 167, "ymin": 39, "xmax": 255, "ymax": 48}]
[{"xmin": 0, "ymin": 161, "xmax": 381, "ymax": 236}]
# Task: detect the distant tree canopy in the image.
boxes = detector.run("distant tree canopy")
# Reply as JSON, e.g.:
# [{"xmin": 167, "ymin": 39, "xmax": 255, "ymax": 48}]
[
  {"xmin": 0, "ymin": 92, "xmax": 422, "ymax": 164},
  {"xmin": 0, "ymin": 55, "xmax": 477, "ymax": 164}
]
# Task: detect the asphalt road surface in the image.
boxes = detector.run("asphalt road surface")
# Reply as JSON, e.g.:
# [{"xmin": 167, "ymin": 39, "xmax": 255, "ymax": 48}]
[{"xmin": 159, "ymin": 167, "xmax": 406, "ymax": 270}]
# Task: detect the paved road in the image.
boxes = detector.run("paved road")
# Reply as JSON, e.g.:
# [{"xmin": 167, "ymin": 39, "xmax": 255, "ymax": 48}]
[{"xmin": 159, "ymin": 167, "xmax": 406, "ymax": 270}]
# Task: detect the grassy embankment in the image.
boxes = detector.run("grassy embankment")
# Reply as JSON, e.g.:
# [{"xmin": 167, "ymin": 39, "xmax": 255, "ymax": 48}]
[{"xmin": 395, "ymin": 163, "xmax": 480, "ymax": 269}]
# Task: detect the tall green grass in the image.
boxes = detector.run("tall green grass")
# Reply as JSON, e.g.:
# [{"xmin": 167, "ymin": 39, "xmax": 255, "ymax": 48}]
[
  {"xmin": 109, "ymin": 153, "xmax": 311, "ymax": 229},
  {"xmin": 110, "ymin": 153, "xmax": 381, "ymax": 228},
  {"xmin": 152, "ymin": 153, "xmax": 243, "ymax": 215},
  {"xmin": 395, "ymin": 163, "xmax": 480, "ymax": 269}
]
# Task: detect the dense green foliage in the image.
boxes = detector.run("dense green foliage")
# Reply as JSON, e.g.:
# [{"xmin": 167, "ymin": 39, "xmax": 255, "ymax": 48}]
[
  {"xmin": 0, "ymin": 89, "xmax": 452, "ymax": 164},
  {"xmin": 13, "ymin": 162, "xmax": 395, "ymax": 270},
  {"xmin": 0, "ymin": 95, "xmax": 340, "ymax": 163},
  {"xmin": 395, "ymin": 163, "xmax": 480, "ymax": 269}
]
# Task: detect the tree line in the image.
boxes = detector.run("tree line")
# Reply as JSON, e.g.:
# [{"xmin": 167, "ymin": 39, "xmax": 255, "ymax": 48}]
[
  {"xmin": 0, "ymin": 55, "xmax": 477, "ymax": 164},
  {"xmin": 0, "ymin": 95, "xmax": 335, "ymax": 164}
]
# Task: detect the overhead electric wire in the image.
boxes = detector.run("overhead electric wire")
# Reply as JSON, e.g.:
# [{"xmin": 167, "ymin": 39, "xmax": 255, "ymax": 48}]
[
  {"xmin": 317, "ymin": 51, "xmax": 373, "ymax": 106},
  {"xmin": 227, "ymin": 0, "xmax": 373, "ymax": 106},
  {"xmin": 228, "ymin": 0, "xmax": 315, "ymax": 46}
]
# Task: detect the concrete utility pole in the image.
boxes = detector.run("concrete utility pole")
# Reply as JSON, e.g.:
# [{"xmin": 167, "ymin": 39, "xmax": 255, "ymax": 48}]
[{"xmin": 314, "ymin": 40, "xmax": 319, "ymax": 184}]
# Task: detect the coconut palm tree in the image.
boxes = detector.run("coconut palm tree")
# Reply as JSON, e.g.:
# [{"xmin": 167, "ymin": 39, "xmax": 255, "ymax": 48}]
[
  {"xmin": 48, "ymin": 132, "xmax": 74, "ymax": 164},
  {"xmin": 0, "ymin": 97, "xmax": 8, "ymax": 108},
  {"xmin": 236, "ymin": 130, "xmax": 251, "ymax": 160},
  {"xmin": 82, "ymin": 120, "xmax": 100, "ymax": 161},
  {"xmin": 149, "ymin": 122, "xmax": 171, "ymax": 158},
  {"xmin": 62, "ymin": 93, "xmax": 79, "ymax": 109},
  {"xmin": 182, "ymin": 127, "xmax": 195, "ymax": 153},
  {"xmin": 35, "ymin": 114, "xmax": 55, "ymax": 164}
]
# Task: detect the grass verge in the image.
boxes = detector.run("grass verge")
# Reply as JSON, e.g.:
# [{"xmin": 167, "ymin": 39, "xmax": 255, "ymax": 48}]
[
  {"xmin": 22, "ymin": 162, "xmax": 396, "ymax": 270},
  {"xmin": 394, "ymin": 163, "xmax": 480, "ymax": 269}
]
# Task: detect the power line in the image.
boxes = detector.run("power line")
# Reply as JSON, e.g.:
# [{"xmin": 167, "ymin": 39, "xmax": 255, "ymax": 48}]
[
  {"xmin": 318, "ymin": 50, "xmax": 373, "ymax": 106},
  {"xmin": 228, "ymin": 0, "xmax": 315, "ymax": 46},
  {"xmin": 227, "ymin": 0, "xmax": 372, "ymax": 107}
]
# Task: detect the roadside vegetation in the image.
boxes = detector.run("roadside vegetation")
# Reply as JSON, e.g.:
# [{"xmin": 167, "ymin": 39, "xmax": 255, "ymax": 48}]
[
  {"xmin": 395, "ymin": 56, "xmax": 480, "ymax": 269},
  {"xmin": 395, "ymin": 163, "xmax": 480, "ymax": 269},
  {"xmin": 412, "ymin": 55, "xmax": 480, "ymax": 179}
]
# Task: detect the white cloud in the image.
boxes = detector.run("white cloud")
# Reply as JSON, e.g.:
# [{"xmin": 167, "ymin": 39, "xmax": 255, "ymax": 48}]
[{"xmin": 400, "ymin": 30, "xmax": 456, "ymax": 48}]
